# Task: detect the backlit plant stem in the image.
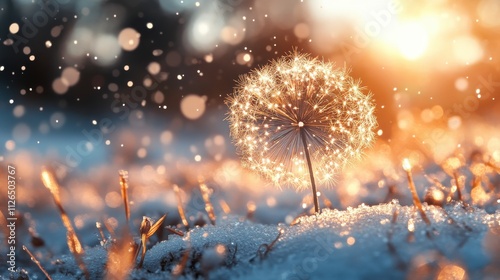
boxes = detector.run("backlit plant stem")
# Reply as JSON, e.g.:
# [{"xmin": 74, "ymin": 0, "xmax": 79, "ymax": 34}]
[
  {"xmin": 119, "ymin": 170, "xmax": 131, "ymax": 226},
  {"xmin": 23, "ymin": 245, "xmax": 52, "ymax": 280},
  {"xmin": 402, "ymin": 159, "xmax": 430, "ymax": 225},
  {"xmin": 300, "ymin": 128, "xmax": 320, "ymax": 214}
]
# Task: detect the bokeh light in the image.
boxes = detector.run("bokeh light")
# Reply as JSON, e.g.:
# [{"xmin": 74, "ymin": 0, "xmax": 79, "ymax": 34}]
[
  {"xmin": 180, "ymin": 94, "xmax": 207, "ymax": 120},
  {"xmin": 118, "ymin": 28, "xmax": 141, "ymax": 51}
]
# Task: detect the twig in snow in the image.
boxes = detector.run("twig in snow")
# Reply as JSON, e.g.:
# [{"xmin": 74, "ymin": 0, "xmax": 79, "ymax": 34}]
[
  {"xmin": 166, "ymin": 226, "xmax": 185, "ymax": 237},
  {"xmin": 251, "ymin": 229, "xmax": 283, "ymax": 262}
]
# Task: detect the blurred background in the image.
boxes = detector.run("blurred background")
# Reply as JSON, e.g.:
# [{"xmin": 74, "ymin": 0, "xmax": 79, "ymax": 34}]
[{"xmin": 1, "ymin": 0, "xmax": 500, "ymax": 225}]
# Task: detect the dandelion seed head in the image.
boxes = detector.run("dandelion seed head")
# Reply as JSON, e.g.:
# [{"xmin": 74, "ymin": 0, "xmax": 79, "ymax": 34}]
[{"xmin": 226, "ymin": 53, "xmax": 377, "ymax": 190}]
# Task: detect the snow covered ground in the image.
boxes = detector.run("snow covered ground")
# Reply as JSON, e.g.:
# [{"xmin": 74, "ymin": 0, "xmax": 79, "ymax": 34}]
[{"xmin": 3, "ymin": 199, "xmax": 499, "ymax": 279}]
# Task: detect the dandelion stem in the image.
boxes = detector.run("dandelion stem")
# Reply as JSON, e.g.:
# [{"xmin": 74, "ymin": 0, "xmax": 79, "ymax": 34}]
[{"xmin": 300, "ymin": 128, "xmax": 320, "ymax": 214}]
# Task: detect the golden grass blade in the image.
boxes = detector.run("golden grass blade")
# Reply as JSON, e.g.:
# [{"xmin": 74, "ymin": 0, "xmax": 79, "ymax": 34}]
[
  {"xmin": 41, "ymin": 166, "xmax": 61, "ymax": 205},
  {"xmin": 67, "ymin": 232, "xmax": 90, "ymax": 279},
  {"xmin": 119, "ymin": 170, "xmax": 131, "ymax": 224},
  {"xmin": 137, "ymin": 214, "xmax": 166, "ymax": 268},
  {"xmin": 40, "ymin": 166, "xmax": 88, "ymax": 278},
  {"xmin": 146, "ymin": 214, "xmax": 166, "ymax": 238},
  {"xmin": 67, "ymin": 230, "xmax": 83, "ymax": 255}
]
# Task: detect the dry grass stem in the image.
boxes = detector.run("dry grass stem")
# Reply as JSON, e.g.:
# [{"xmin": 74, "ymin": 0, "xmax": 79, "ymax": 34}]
[
  {"xmin": 199, "ymin": 179, "xmax": 216, "ymax": 225},
  {"xmin": 119, "ymin": 170, "xmax": 131, "ymax": 225},
  {"xmin": 219, "ymin": 199, "xmax": 231, "ymax": 214},
  {"xmin": 423, "ymin": 175, "xmax": 449, "ymax": 193},
  {"xmin": 254, "ymin": 229, "xmax": 283, "ymax": 261},
  {"xmin": 137, "ymin": 214, "xmax": 166, "ymax": 268},
  {"xmin": 23, "ymin": 245, "xmax": 52, "ymax": 280},
  {"xmin": 103, "ymin": 218, "xmax": 116, "ymax": 238},
  {"xmin": 96, "ymin": 222, "xmax": 106, "ymax": 245},
  {"xmin": 166, "ymin": 227, "xmax": 185, "ymax": 237},
  {"xmin": 41, "ymin": 166, "xmax": 89, "ymax": 278},
  {"xmin": 402, "ymin": 159, "xmax": 431, "ymax": 226},
  {"xmin": 453, "ymin": 171, "xmax": 463, "ymax": 202},
  {"xmin": 173, "ymin": 184, "xmax": 189, "ymax": 228}
]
